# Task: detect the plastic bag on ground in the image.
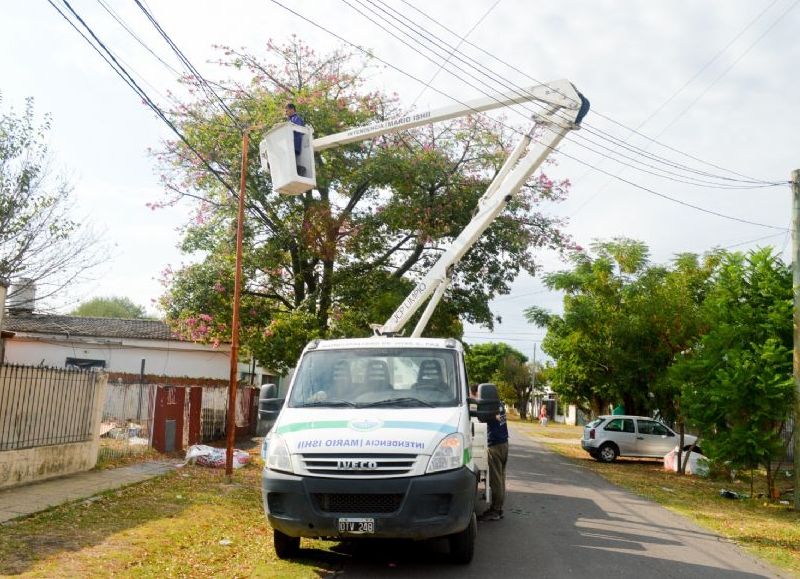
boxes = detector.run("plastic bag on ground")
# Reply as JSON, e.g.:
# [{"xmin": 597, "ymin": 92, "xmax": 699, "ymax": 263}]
[
  {"xmin": 185, "ymin": 444, "xmax": 251, "ymax": 469},
  {"xmin": 663, "ymin": 448, "xmax": 709, "ymax": 477}
]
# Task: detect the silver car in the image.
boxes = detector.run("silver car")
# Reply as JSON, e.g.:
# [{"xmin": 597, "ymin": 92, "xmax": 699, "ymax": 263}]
[{"xmin": 581, "ymin": 415, "xmax": 699, "ymax": 462}]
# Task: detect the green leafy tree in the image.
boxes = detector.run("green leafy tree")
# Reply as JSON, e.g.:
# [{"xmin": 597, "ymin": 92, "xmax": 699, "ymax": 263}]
[
  {"xmin": 0, "ymin": 95, "xmax": 103, "ymax": 306},
  {"xmin": 671, "ymin": 248, "xmax": 793, "ymax": 497},
  {"xmin": 157, "ymin": 39, "xmax": 573, "ymax": 371},
  {"xmin": 526, "ymin": 239, "xmax": 717, "ymax": 418},
  {"xmin": 464, "ymin": 341, "xmax": 527, "ymax": 384},
  {"xmin": 71, "ymin": 296, "xmax": 147, "ymax": 319},
  {"xmin": 491, "ymin": 354, "xmax": 533, "ymax": 419}
]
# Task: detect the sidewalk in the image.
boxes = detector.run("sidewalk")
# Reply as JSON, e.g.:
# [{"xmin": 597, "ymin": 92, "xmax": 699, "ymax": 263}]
[{"xmin": 0, "ymin": 461, "xmax": 177, "ymax": 524}]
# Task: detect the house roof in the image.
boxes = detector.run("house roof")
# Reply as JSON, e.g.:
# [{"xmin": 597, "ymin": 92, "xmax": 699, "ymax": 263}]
[{"xmin": 3, "ymin": 313, "xmax": 177, "ymax": 341}]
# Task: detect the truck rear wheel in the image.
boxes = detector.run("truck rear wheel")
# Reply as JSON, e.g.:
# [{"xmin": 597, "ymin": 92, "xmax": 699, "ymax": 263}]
[
  {"xmin": 448, "ymin": 512, "xmax": 476, "ymax": 564},
  {"xmin": 273, "ymin": 529, "xmax": 300, "ymax": 559}
]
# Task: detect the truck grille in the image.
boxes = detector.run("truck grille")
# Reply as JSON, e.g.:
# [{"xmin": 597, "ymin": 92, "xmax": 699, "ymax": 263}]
[
  {"xmin": 300, "ymin": 453, "xmax": 417, "ymax": 476},
  {"xmin": 312, "ymin": 493, "xmax": 403, "ymax": 513}
]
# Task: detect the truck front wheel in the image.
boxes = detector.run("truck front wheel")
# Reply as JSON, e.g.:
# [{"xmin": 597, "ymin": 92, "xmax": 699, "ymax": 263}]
[
  {"xmin": 448, "ymin": 512, "xmax": 476, "ymax": 564},
  {"xmin": 273, "ymin": 529, "xmax": 300, "ymax": 559}
]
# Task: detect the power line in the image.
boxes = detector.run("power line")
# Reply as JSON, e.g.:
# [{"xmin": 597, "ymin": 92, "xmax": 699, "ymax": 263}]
[
  {"xmin": 362, "ymin": 0, "xmax": 784, "ymax": 189},
  {"xmin": 267, "ymin": 0, "xmax": 787, "ymax": 231},
  {"xmin": 570, "ymin": 0, "xmax": 785, "ymax": 208},
  {"xmin": 656, "ymin": 0, "xmax": 800, "ymax": 137},
  {"xmin": 95, "ymin": 0, "xmax": 240, "ymax": 133},
  {"xmin": 95, "ymin": 0, "xmax": 181, "ymax": 76},
  {"xmin": 48, "ymin": 0, "xmax": 239, "ymax": 200},
  {"xmin": 398, "ymin": 0, "xmax": 781, "ymax": 186},
  {"xmin": 720, "ymin": 230, "xmax": 787, "ymax": 250},
  {"xmin": 405, "ymin": 0, "xmax": 501, "ymax": 112},
  {"xmin": 132, "ymin": 0, "xmax": 242, "ymax": 129}
]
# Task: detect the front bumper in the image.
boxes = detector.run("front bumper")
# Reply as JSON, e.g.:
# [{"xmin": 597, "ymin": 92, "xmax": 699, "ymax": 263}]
[{"xmin": 262, "ymin": 467, "xmax": 478, "ymax": 540}]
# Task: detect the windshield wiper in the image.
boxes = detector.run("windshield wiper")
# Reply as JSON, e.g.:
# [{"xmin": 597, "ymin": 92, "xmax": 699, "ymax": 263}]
[
  {"xmin": 298, "ymin": 399, "xmax": 356, "ymax": 408},
  {"xmin": 359, "ymin": 397, "xmax": 436, "ymax": 408}
]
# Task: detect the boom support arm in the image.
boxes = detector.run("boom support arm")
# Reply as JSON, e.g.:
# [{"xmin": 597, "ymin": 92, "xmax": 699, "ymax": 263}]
[
  {"xmin": 313, "ymin": 79, "xmax": 582, "ymax": 152},
  {"xmin": 377, "ymin": 81, "xmax": 588, "ymax": 336}
]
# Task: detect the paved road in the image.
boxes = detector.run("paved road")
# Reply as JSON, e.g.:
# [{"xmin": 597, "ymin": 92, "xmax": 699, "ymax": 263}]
[{"xmin": 318, "ymin": 423, "xmax": 787, "ymax": 578}]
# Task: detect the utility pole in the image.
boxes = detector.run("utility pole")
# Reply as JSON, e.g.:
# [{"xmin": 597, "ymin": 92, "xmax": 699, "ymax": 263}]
[
  {"xmin": 225, "ymin": 131, "xmax": 250, "ymax": 479},
  {"xmin": 530, "ymin": 343, "xmax": 537, "ymax": 422},
  {"xmin": 792, "ymin": 169, "xmax": 800, "ymax": 510}
]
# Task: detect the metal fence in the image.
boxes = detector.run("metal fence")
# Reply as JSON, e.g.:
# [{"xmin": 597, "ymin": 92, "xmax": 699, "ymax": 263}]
[
  {"xmin": 0, "ymin": 364, "xmax": 100, "ymax": 451},
  {"xmin": 201, "ymin": 386, "xmax": 229, "ymax": 442},
  {"xmin": 98, "ymin": 381, "xmax": 157, "ymax": 462}
]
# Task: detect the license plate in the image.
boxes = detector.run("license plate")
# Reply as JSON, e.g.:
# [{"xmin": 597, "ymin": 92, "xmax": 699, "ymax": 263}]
[{"xmin": 338, "ymin": 517, "xmax": 375, "ymax": 534}]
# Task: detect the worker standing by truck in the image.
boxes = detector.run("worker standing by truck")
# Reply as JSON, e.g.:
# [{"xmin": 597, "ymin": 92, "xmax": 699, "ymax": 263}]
[{"xmin": 480, "ymin": 392, "xmax": 508, "ymax": 522}]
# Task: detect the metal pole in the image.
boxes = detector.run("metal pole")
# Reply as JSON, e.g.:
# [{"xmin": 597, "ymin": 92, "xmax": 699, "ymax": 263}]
[
  {"xmin": 137, "ymin": 358, "xmax": 145, "ymax": 420},
  {"xmin": 225, "ymin": 131, "xmax": 250, "ymax": 478},
  {"xmin": 792, "ymin": 168, "xmax": 800, "ymax": 510},
  {"xmin": 530, "ymin": 343, "xmax": 537, "ymax": 421}
]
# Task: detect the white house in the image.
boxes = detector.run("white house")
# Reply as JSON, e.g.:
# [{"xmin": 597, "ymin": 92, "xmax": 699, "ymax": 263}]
[{"xmin": 1, "ymin": 313, "xmax": 280, "ymax": 386}]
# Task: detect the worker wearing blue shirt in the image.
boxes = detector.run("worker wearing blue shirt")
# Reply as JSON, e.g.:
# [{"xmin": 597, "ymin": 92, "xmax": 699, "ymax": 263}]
[
  {"xmin": 471, "ymin": 384, "xmax": 509, "ymax": 521},
  {"xmin": 285, "ymin": 103, "xmax": 307, "ymax": 176}
]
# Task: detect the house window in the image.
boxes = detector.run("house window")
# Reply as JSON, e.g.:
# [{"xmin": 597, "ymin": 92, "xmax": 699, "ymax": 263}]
[{"xmin": 65, "ymin": 357, "xmax": 106, "ymax": 370}]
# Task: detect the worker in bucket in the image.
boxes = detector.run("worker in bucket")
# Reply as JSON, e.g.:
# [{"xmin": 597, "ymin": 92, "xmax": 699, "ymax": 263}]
[{"xmin": 285, "ymin": 103, "xmax": 307, "ymax": 176}]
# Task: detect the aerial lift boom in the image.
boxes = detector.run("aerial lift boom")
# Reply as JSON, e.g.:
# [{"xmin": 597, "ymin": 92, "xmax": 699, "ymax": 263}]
[{"xmin": 260, "ymin": 80, "xmax": 589, "ymax": 336}]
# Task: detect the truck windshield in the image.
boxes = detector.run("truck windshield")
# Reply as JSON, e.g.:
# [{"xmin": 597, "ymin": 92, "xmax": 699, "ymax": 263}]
[{"xmin": 288, "ymin": 348, "xmax": 461, "ymax": 408}]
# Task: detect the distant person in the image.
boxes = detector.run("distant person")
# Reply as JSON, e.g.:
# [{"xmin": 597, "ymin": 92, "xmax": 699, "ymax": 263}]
[
  {"xmin": 539, "ymin": 403, "xmax": 548, "ymax": 427},
  {"xmin": 285, "ymin": 103, "xmax": 307, "ymax": 176},
  {"xmin": 473, "ymin": 384, "xmax": 508, "ymax": 522}
]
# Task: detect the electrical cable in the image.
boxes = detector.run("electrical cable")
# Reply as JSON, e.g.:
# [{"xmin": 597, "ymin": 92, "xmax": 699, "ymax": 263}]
[
  {"xmin": 94, "ymin": 0, "xmax": 239, "ymax": 133},
  {"xmin": 48, "ymin": 0, "xmax": 239, "ymax": 200},
  {"xmin": 570, "ymin": 0, "xmax": 799, "ymax": 215},
  {"xmin": 51, "ymin": 0, "xmax": 289, "ymax": 245},
  {"xmin": 362, "ymin": 0, "xmax": 785, "ymax": 188},
  {"xmin": 266, "ymin": 0, "xmax": 787, "ymax": 230},
  {"xmin": 95, "ymin": 0, "xmax": 181, "ymax": 76},
  {"xmin": 398, "ymin": 0, "xmax": 781, "ymax": 186},
  {"xmin": 132, "ymin": 0, "xmax": 242, "ymax": 129},
  {"xmin": 655, "ymin": 0, "xmax": 800, "ymax": 138},
  {"xmin": 405, "ymin": 0, "xmax": 501, "ymax": 112}
]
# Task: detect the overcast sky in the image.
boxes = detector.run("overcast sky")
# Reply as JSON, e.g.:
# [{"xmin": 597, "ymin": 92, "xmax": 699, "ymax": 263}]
[{"xmin": 2, "ymin": 0, "xmax": 798, "ymax": 355}]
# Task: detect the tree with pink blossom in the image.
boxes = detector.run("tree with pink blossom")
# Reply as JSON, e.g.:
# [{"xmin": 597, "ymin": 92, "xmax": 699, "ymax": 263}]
[{"xmin": 157, "ymin": 38, "xmax": 574, "ymax": 371}]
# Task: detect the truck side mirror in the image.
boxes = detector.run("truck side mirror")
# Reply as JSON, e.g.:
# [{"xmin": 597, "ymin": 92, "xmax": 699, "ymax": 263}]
[
  {"xmin": 259, "ymin": 383, "xmax": 284, "ymax": 423},
  {"xmin": 469, "ymin": 383, "xmax": 501, "ymax": 422}
]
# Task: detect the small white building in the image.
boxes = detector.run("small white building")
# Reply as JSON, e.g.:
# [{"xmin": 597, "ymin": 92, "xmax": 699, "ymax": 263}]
[{"xmin": 1, "ymin": 313, "xmax": 281, "ymax": 387}]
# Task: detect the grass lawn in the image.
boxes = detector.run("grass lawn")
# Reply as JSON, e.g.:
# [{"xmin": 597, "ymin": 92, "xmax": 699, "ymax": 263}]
[
  {"xmin": 515, "ymin": 421, "xmax": 800, "ymax": 576},
  {"xmin": 0, "ymin": 453, "xmax": 341, "ymax": 578}
]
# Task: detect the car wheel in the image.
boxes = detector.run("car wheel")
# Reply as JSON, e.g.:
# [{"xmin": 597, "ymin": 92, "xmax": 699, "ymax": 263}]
[
  {"xmin": 273, "ymin": 529, "xmax": 300, "ymax": 559},
  {"xmin": 448, "ymin": 512, "xmax": 476, "ymax": 564},
  {"xmin": 587, "ymin": 450, "xmax": 599, "ymax": 459},
  {"xmin": 597, "ymin": 443, "xmax": 618, "ymax": 463},
  {"xmin": 683, "ymin": 445, "xmax": 702, "ymax": 455}
]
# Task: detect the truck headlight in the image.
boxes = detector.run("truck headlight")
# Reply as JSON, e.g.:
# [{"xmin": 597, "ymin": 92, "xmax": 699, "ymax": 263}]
[
  {"xmin": 426, "ymin": 433, "xmax": 464, "ymax": 474},
  {"xmin": 265, "ymin": 434, "xmax": 294, "ymax": 474}
]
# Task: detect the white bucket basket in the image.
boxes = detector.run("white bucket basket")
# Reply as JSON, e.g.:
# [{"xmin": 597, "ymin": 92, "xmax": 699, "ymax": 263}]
[{"xmin": 259, "ymin": 122, "xmax": 316, "ymax": 195}]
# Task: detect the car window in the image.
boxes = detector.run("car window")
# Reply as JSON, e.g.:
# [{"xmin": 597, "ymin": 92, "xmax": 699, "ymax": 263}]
[
  {"xmin": 586, "ymin": 418, "xmax": 604, "ymax": 428},
  {"xmin": 603, "ymin": 418, "xmax": 634, "ymax": 433},
  {"xmin": 638, "ymin": 420, "xmax": 671, "ymax": 436}
]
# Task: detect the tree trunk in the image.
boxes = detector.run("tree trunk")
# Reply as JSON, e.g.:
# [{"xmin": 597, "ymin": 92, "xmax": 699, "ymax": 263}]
[{"xmin": 517, "ymin": 399, "xmax": 528, "ymax": 421}]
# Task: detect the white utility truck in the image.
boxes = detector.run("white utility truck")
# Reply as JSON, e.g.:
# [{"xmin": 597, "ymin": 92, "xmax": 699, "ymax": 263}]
[{"xmin": 258, "ymin": 80, "xmax": 589, "ymax": 564}]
